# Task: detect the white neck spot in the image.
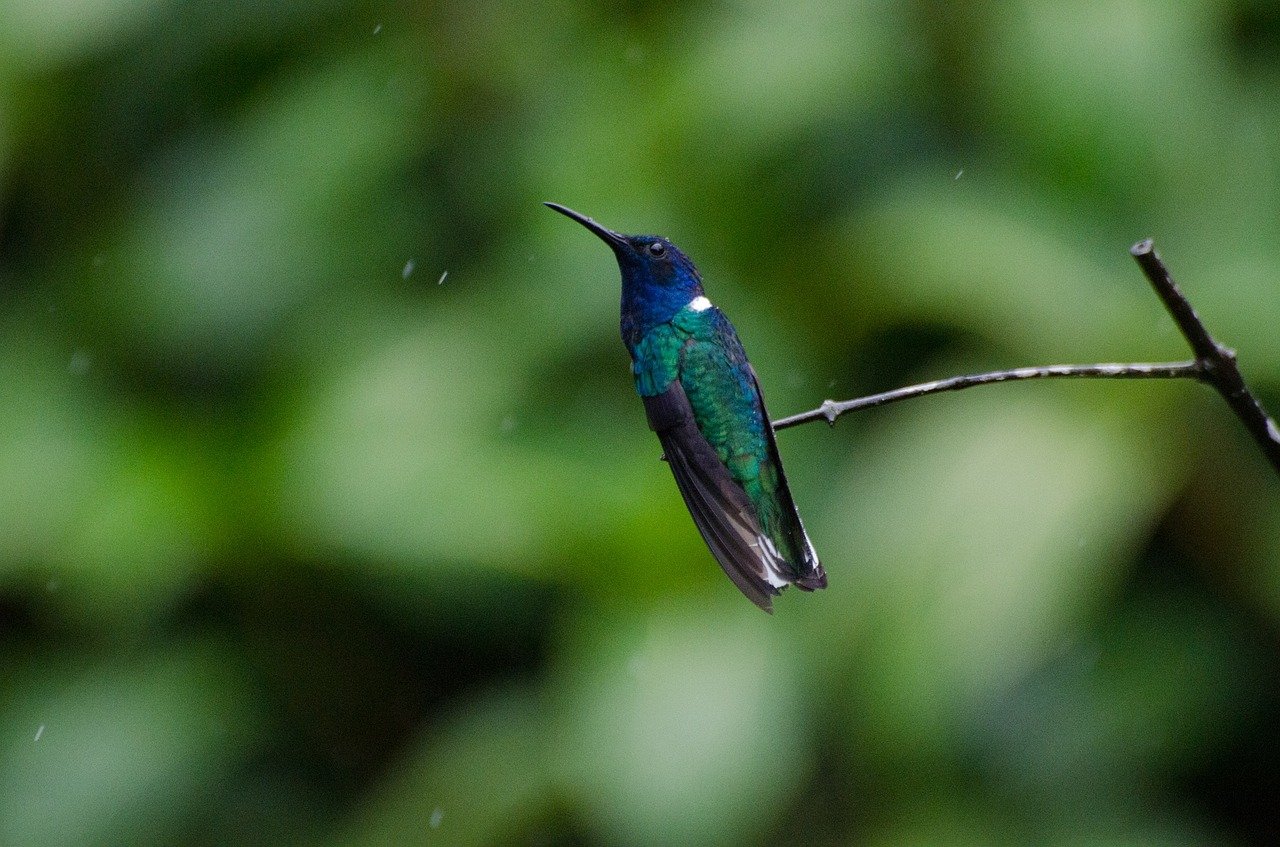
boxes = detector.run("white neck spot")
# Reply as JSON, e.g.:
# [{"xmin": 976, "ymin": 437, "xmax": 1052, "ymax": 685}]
[{"xmin": 687, "ymin": 295, "xmax": 712, "ymax": 312}]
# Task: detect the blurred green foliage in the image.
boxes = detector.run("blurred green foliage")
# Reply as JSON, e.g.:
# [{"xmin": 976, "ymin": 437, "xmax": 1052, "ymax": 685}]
[{"xmin": 2, "ymin": 1, "xmax": 1279, "ymax": 845}]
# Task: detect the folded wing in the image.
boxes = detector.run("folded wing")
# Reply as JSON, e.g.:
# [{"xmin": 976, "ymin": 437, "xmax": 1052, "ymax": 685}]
[{"xmin": 643, "ymin": 383, "xmax": 791, "ymax": 612}]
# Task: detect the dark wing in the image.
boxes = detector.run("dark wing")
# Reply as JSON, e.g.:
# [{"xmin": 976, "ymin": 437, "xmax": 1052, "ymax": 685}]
[
  {"xmin": 643, "ymin": 382, "xmax": 788, "ymax": 612},
  {"xmin": 748, "ymin": 365, "xmax": 826, "ymax": 591}
]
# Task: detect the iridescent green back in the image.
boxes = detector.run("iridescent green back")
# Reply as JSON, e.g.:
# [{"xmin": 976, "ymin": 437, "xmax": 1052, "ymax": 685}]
[{"xmin": 633, "ymin": 306, "xmax": 806, "ymax": 565}]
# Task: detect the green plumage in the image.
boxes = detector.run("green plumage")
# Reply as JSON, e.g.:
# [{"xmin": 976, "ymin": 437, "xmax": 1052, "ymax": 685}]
[
  {"xmin": 544, "ymin": 201, "xmax": 824, "ymax": 610},
  {"xmin": 635, "ymin": 306, "xmax": 803, "ymax": 565}
]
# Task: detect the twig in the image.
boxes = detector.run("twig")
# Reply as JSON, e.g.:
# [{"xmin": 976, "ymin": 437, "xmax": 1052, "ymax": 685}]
[
  {"xmin": 773, "ymin": 239, "xmax": 1280, "ymax": 478},
  {"xmin": 1129, "ymin": 240, "xmax": 1280, "ymax": 475},
  {"xmin": 771, "ymin": 361, "xmax": 1202, "ymax": 431}
]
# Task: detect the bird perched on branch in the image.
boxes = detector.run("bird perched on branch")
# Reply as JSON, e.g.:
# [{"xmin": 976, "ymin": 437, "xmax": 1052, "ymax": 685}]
[{"xmin": 546, "ymin": 203, "xmax": 825, "ymax": 611}]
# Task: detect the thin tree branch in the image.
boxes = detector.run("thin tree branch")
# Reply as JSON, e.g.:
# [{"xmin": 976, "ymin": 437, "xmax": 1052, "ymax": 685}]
[
  {"xmin": 1129, "ymin": 239, "xmax": 1280, "ymax": 475},
  {"xmin": 771, "ymin": 361, "xmax": 1202, "ymax": 431},
  {"xmin": 773, "ymin": 239, "xmax": 1280, "ymax": 478}
]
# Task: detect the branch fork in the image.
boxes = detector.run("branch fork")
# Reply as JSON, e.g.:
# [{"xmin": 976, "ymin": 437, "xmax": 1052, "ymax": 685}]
[{"xmin": 774, "ymin": 239, "xmax": 1280, "ymax": 478}]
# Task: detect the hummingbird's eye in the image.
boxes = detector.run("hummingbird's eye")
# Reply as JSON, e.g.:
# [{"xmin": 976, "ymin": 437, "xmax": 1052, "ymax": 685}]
[{"xmin": 647, "ymin": 241, "xmax": 667, "ymax": 258}]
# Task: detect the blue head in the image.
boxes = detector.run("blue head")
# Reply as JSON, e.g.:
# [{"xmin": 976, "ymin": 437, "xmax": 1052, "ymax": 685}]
[{"xmin": 546, "ymin": 203, "xmax": 705, "ymax": 351}]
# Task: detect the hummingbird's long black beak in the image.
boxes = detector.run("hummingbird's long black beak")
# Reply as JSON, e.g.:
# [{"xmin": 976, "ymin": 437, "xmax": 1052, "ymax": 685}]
[{"xmin": 544, "ymin": 202, "xmax": 628, "ymax": 250}]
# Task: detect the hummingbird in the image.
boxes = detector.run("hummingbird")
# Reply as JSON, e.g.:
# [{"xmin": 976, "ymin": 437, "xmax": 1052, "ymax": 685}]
[{"xmin": 546, "ymin": 203, "xmax": 826, "ymax": 612}]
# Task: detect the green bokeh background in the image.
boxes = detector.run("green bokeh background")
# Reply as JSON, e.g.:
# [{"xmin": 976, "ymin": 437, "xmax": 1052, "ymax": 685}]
[{"xmin": 3, "ymin": 2, "xmax": 1280, "ymax": 845}]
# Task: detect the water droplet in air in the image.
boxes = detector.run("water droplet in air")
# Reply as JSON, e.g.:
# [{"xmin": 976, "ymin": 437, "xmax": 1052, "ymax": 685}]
[
  {"xmin": 402, "ymin": 260, "xmax": 415, "ymax": 279},
  {"xmin": 373, "ymin": 23, "xmax": 382, "ymax": 35},
  {"xmin": 430, "ymin": 808, "xmax": 443, "ymax": 828},
  {"xmin": 500, "ymin": 416, "xmax": 516, "ymax": 434},
  {"xmin": 954, "ymin": 169, "xmax": 964, "ymax": 180},
  {"xmin": 34, "ymin": 725, "xmax": 45, "ymax": 742},
  {"xmin": 437, "ymin": 270, "xmax": 448, "ymax": 285}
]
